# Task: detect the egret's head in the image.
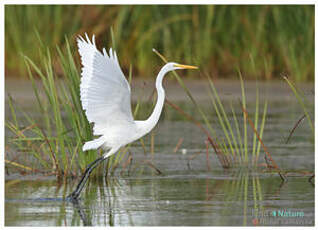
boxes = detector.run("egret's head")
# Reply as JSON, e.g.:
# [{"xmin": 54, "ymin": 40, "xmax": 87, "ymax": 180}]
[
  {"xmin": 152, "ymin": 49, "xmax": 198, "ymax": 72},
  {"xmin": 156, "ymin": 62, "xmax": 198, "ymax": 88}
]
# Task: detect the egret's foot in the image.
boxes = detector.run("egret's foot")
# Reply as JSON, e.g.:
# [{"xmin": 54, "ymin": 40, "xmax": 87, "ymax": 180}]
[
  {"xmin": 66, "ymin": 192, "xmax": 80, "ymax": 203},
  {"xmin": 66, "ymin": 156, "xmax": 107, "ymax": 203}
]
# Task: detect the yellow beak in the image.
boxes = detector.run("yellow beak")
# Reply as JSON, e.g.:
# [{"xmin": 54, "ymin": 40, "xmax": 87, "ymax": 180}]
[{"xmin": 174, "ymin": 64, "xmax": 198, "ymax": 69}]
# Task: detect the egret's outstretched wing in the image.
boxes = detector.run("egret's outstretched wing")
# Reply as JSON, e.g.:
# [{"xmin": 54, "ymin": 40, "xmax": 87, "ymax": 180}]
[{"xmin": 78, "ymin": 34, "xmax": 134, "ymax": 135}]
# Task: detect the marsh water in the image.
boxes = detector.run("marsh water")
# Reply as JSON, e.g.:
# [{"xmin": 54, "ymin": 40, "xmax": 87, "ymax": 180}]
[{"xmin": 5, "ymin": 79, "xmax": 315, "ymax": 226}]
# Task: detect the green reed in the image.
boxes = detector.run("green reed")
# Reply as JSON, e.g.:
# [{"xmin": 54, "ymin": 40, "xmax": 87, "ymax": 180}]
[
  {"xmin": 154, "ymin": 48, "xmax": 270, "ymax": 168},
  {"xmin": 5, "ymin": 36, "xmax": 140, "ymax": 178},
  {"xmin": 207, "ymin": 72, "xmax": 269, "ymax": 167},
  {"xmin": 5, "ymin": 5, "xmax": 314, "ymax": 81}
]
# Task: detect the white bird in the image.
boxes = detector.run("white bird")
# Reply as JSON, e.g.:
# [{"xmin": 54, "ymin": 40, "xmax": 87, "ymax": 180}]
[{"xmin": 67, "ymin": 34, "xmax": 198, "ymax": 201}]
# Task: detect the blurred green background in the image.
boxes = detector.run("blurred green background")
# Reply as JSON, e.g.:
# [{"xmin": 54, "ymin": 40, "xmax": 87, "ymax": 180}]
[{"xmin": 5, "ymin": 5, "xmax": 314, "ymax": 81}]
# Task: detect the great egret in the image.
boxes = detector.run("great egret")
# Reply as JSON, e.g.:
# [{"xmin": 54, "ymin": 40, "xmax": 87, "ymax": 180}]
[{"xmin": 67, "ymin": 34, "xmax": 198, "ymax": 200}]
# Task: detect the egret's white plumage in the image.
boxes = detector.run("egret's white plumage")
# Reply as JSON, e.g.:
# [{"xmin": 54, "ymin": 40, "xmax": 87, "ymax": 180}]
[
  {"xmin": 78, "ymin": 34, "xmax": 135, "ymax": 156},
  {"xmin": 68, "ymin": 33, "xmax": 197, "ymax": 200},
  {"xmin": 78, "ymin": 34, "xmax": 197, "ymax": 159}
]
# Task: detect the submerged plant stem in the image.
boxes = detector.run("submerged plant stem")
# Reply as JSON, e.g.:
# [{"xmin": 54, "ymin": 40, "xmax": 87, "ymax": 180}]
[{"xmin": 285, "ymin": 114, "xmax": 306, "ymax": 144}]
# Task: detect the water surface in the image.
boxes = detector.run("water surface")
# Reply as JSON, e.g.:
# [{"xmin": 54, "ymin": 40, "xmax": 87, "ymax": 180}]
[
  {"xmin": 5, "ymin": 80, "xmax": 314, "ymax": 226},
  {"xmin": 5, "ymin": 169, "xmax": 314, "ymax": 226}
]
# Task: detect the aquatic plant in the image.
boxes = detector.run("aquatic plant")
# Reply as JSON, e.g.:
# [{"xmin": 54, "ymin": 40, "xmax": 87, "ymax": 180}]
[
  {"xmin": 207, "ymin": 73, "xmax": 272, "ymax": 168},
  {"xmin": 5, "ymin": 37, "xmax": 136, "ymax": 178},
  {"xmin": 153, "ymin": 50, "xmax": 277, "ymax": 169}
]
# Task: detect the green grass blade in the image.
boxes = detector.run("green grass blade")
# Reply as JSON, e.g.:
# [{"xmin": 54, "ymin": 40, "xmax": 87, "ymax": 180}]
[
  {"xmin": 207, "ymin": 84, "xmax": 235, "ymax": 158},
  {"xmin": 238, "ymin": 70, "xmax": 248, "ymax": 163},
  {"xmin": 252, "ymin": 86, "xmax": 259, "ymax": 165},
  {"xmin": 255, "ymin": 101, "xmax": 268, "ymax": 164},
  {"xmin": 231, "ymin": 102, "xmax": 243, "ymax": 164},
  {"xmin": 207, "ymin": 76, "xmax": 240, "ymax": 160}
]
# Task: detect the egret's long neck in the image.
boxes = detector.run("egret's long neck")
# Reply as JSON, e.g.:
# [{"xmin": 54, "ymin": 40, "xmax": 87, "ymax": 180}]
[{"xmin": 142, "ymin": 67, "xmax": 167, "ymax": 134}]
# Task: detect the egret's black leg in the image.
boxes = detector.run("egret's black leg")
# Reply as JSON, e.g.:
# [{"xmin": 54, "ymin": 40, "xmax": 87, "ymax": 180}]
[{"xmin": 67, "ymin": 156, "xmax": 106, "ymax": 201}]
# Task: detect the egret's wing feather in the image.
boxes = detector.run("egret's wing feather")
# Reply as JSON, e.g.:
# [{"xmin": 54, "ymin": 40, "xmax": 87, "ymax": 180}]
[{"xmin": 78, "ymin": 34, "xmax": 133, "ymax": 135}]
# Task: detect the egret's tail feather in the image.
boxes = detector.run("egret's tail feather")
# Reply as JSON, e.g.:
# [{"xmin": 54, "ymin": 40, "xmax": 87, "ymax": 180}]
[{"xmin": 83, "ymin": 137, "xmax": 105, "ymax": 151}]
